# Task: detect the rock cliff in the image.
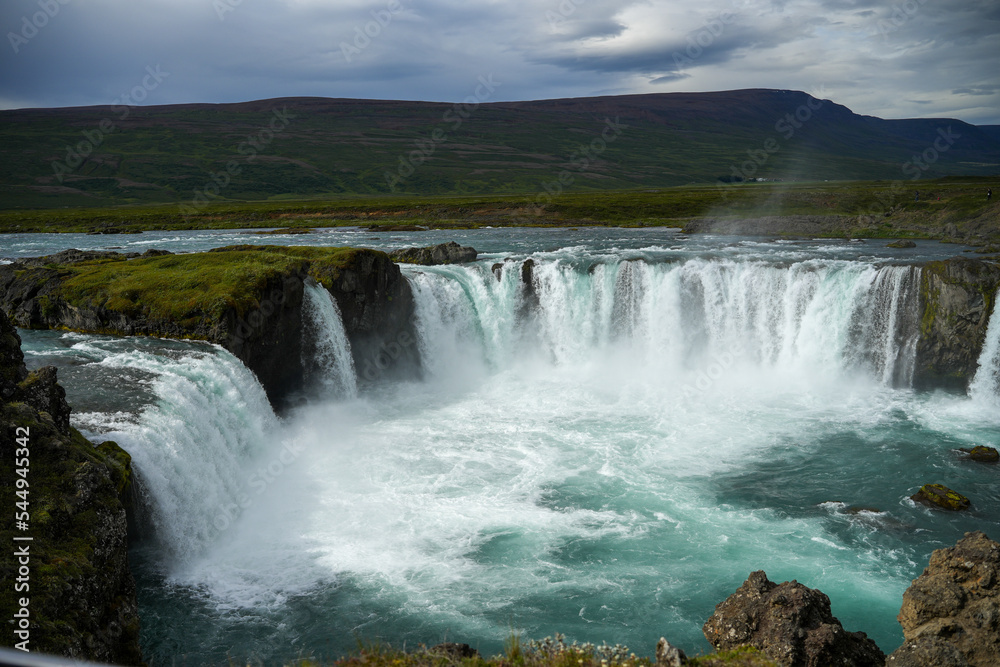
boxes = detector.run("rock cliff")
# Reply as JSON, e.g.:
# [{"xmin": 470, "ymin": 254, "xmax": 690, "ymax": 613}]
[
  {"xmin": 914, "ymin": 258, "xmax": 1000, "ymax": 390},
  {"xmin": 0, "ymin": 245, "xmax": 417, "ymax": 409},
  {"xmin": 0, "ymin": 310, "xmax": 142, "ymax": 663},
  {"xmin": 889, "ymin": 531, "xmax": 1000, "ymax": 666},
  {"xmin": 703, "ymin": 570, "xmax": 885, "ymax": 666}
]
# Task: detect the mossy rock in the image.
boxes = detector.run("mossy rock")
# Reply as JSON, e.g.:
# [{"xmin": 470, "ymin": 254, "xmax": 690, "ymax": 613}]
[
  {"xmin": 911, "ymin": 484, "xmax": 971, "ymax": 511},
  {"xmin": 887, "ymin": 239, "xmax": 917, "ymax": 248},
  {"xmin": 961, "ymin": 445, "xmax": 999, "ymax": 463}
]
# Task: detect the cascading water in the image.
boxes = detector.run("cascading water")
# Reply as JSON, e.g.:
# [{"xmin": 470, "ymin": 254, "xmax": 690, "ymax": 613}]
[
  {"xmin": 20, "ymin": 238, "xmax": 999, "ymax": 666},
  {"xmin": 407, "ymin": 257, "xmax": 922, "ymax": 388},
  {"xmin": 969, "ymin": 288, "xmax": 1000, "ymax": 404},
  {"xmin": 75, "ymin": 343, "xmax": 279, "ymax": 564},
  {"xmin": 302, "ymin": 281, "xmax": 359, "ymax": 399}
]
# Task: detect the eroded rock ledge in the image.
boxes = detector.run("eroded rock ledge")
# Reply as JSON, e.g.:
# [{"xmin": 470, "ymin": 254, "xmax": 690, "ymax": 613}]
[
  {"xmin": 914, "ymin": 258, "xmax": 1000, "ymax": 390},
  {"xmin": 1, "ymin": 310, "xmax": 142, "ymax": 663},
  {"xmin": 0, "ymin": 245, "xmax": 417, "ymax": 409}
]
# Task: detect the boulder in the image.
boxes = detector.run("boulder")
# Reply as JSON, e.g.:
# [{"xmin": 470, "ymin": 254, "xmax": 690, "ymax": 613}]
[
  {"xmin": 887, "ymin": 636, "xmax": 970, "ymax": 666},
  {"xmin": 910, "ymin": 484, "xmax": 971, "ymax": 511},
  {"xmin": 655, "ymin": 637, "xmax": 687, "ymax": 667},
  {"xmin": 887, "ymin": 240, "xmax": 917, "ymax": 248},
  {"xmin": 959, "ymin": 445, "xmax": 999, "ymax": 463},
  {"xmin": 891, "ymin": 531, "xmax": 1000, "ymax": 666},
  {"xmin": 703, "ymin": 570, "xmax": 885, "ymax": 666},
  {"xmin": 389, "ymin": 241, "xmax": 477, "ymax": 265}
]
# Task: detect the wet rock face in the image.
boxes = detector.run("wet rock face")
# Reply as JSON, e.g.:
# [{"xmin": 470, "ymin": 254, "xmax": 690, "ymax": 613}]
[
  {"xmin": 389, "ymin": 241, "xmax": 477, "ymax": 265},
  {"xmin": 0, "ymin": 310, "xmax": 142, "ymax": 664},
  {"xmin": 914, "ymin": 258, "xmax": 1000, "ymax": 390},
  {"xmin": 891, "ymin": 531, "xmax": 1000, "ymax": 667},
  {"xmin": 703, "ymin": 570, "xmax": 886, "ymax": 667}
]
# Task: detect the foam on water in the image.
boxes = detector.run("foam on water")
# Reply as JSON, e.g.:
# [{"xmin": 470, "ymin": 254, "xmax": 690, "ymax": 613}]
[
  {"xmin": 969, "ymin": 288, "xmax": 1000, "ymax": 406},
  {"xmin": 18, "ymin": 250, "xmax": 1000, "ymax": 664},
  {"xmin": 302, "ymin": 281, "xmax": 359, "ymax": 399}
]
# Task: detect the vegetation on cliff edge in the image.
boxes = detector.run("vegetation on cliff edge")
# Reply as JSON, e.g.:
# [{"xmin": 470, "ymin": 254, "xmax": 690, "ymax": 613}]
[{"xmin": 51, "ymin": 245, "xmax": 370, "ymax": 325}]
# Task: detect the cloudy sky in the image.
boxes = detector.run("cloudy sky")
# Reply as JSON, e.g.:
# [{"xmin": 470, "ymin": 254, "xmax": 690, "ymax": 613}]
[{"xmin": 2, "ymin": 0, "xmax": 999, "ymax": 124}]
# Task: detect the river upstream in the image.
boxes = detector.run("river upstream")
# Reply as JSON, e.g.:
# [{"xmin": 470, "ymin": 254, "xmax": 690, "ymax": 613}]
[{"xmin": 4, "ymin": 227, "xmax": 1000, "ymax": 664}]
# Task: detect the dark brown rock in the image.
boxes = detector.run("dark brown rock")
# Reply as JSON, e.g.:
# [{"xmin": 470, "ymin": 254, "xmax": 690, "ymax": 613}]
[
  {"xmin": 389, "ymin": 241, "xmax": 477, "ymax": 265},
  {"xmin": 887, "ymin": 240, "xmax": 917, "ymax": 248},
  {"xmin": 910, "ymin": 484, "xmax": 971, "ymax": 511},
  {"xmin": 703, "ymin": 570, "xmax": 885, "ymax": 666},
  {"xmin": 914, "ymin": 258, "xmax": 1000, "ymax": 390},
  {"xmin": 1, "ymin": 310, "xmax": 142, "ymax": 663},
  {"xmin": 959, "ymin": 445, "xmax": 999, "ymax": 463},
  {"xmin": 886, "ymin": 636, "xmax": 970, "ymax": 666},
  {"xmin": 891, "ymin": 531, "xmax": 1000, "ymax": 666},
  {"xmin": 0, "ymin": 246, "xmax": 418, "ymax": 408}
]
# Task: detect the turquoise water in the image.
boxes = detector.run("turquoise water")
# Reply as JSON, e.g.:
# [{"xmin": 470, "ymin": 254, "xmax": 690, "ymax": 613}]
[{"xmin": 15, "ymin": 231, "xmax": 1000, "ymax": 665}]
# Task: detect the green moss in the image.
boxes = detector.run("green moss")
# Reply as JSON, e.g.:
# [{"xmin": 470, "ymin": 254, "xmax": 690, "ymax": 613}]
[
  {"xmin": 54, "ymin": 245, "xmax": 367, "ymax": 323},
  {"xmin": 912, "ymin": 483, "xmax": 971, "ymax": 510}
]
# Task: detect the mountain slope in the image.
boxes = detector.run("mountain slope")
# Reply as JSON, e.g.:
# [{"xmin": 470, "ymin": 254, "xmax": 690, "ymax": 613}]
[{"xmin": 1, "ymin": 89, "xmax": 998, "ymax": 209}]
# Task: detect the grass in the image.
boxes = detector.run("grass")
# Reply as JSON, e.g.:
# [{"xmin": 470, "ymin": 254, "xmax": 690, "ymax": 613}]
[
  {"xmin": 1, "ymin": 178, "xmax": 998, "ymax": 243},
  {"xmin": 53, "ymin": 245, "xmax": 368, "ymax": 325},
  {"xmin": 281, "ymin": 635, "xmax": 776, "ymax": 667}
]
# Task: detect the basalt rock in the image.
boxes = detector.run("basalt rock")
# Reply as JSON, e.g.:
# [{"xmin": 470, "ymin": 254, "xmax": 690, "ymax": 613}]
[
  {"xmin": 0, "ymin": 245, "xmax": 417, "ymax": 409},
  {"xmin": 0, "ymin": 310, "xmax": 142, "ymax": 663},
  {"xmin": 890, "ymin": 531, "xmax": 1000, "ymax": 666},
  {"xmin": 959, "ymin": 445, "xmax": 999, "ymax": 463},
  {"xmin": 914, "ymin": 257, "xmax": 1000, "ymax": 390},
  {"xmin": 910, "ymin": 484, "xmax": 971, "ymax": 511},
  {"xmin": 703, "ymin": 570, "xmax": 885, "ymax": 666},
  {"xmin": 389, "ymin": 241, "xmax": 477, "ymax": 265}
]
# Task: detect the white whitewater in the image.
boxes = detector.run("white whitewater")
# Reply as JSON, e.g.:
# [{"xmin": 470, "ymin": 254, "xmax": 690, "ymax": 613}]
[
  {"xmin": 969, "ymin": 288, "xmax": 1000, "ymax": 404},
  {"xmin": 91, "ymin": 346, "xmax": 279, "ymax": 563},
  {"xmin": 302, "ymin": 281, "xmax": 358, "ymax": 399},
  {"xmin": 407, "ymin": 257, "xmax": 922, "ymax": 387}
]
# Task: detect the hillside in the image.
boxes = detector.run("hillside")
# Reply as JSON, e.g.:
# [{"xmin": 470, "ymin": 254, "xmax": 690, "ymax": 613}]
[{"xmin": 1, "ymin": 89, "xmax": 999, "ymax": 209}]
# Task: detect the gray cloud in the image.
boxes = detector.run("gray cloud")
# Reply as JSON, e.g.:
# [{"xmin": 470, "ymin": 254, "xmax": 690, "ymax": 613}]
[{"xmin": 0, "ymin": 0, "xmax": 997, "ymax": 124}]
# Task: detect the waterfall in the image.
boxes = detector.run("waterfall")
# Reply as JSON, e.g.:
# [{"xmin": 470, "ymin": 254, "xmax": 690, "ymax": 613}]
[
  {"xmin": 969, "ymin": 289, "xmax": 1000, "ymax": 404},
  {"xmin": 302, "ymin": 281, "xmax": 358, "ymax": 399},
  {"xmin": 406, "ymin": 257, "xmax": 922, "ymax": 387},
  {"xmin": 90, "ymin": 346, "xmax": 279, "ymax": 563}
]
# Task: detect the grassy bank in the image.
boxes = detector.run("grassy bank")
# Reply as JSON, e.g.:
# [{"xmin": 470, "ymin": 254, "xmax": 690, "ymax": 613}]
[
  {"xmin": 1, "ymin": 178, "xmax": 997, "ymax": 244},
  {"xmin": 36, "ymin": 246, "xmax": 367, "ymax": 325}
]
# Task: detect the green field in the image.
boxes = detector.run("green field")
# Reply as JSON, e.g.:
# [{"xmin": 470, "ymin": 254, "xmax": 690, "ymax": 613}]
[{"xmin": 2, "ymin": 178, "xmax": 998, "ymax": 246}]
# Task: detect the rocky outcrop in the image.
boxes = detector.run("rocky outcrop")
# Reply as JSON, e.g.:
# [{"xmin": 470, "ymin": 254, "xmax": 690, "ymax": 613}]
[
  {"xmin": 960, "ymin": 445, "xmax": 999, "ymax": 462},
  {"xmin": 703, "ymin": 571, "xmax": 885, "ymax": 666},
  {"xmin": 914, "ymin": 257, "xmax": 1000, "ymax": 390},
  {"xmin": 0, "ymin": 310, "xmax": 142, "ymax": 663},
  {"xmin": 889, "ymin": 532, "xmax": 1000, "ymax": 666},
  {"xmin": 389, "ymin": 241, "xmax": 477, "ymax": 265},
  {"xmin": 0, "ymin": 245, "xmax": 417, "ymax": 409},
  {"xmin": 910, "ymin": 484, "xmax": 971, "ymax": 511}
]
